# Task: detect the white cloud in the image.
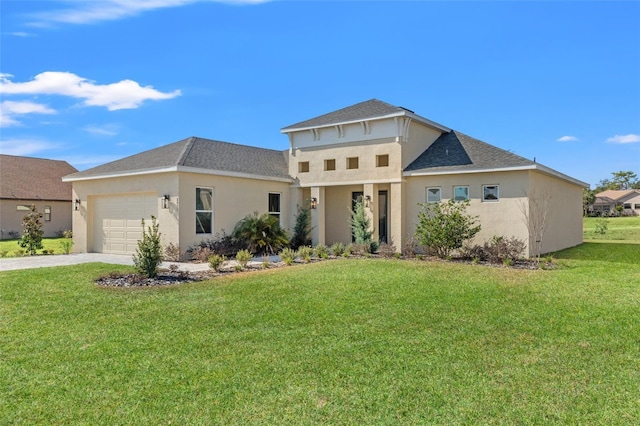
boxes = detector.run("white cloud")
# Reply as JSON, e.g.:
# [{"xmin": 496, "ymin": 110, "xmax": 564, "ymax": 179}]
[
  {"xmin": 0, "ymin": 100, "xmax": 56, "ymax": 127},
  {"xmin": 28, "ymin": 0, "xmax": 268, "ymax": 26},
  {"xmin": 557, "ymin": 135, "xmax": 578, "ymax": 142},
  {"xmin": 606, "ymin": 134, "xmax": 640, "ymax": 144},
  {"xmin": 7, "ymin": 32, "xmax": 35, "ymax": 37},
  {"xmin": 83, "ymin": 124, "xmax": 120, "ymax": 136},
  {"xmin": 0, "ymin": 138, "xmax": 60, "ymax": 156},
  {"xmin": 0, "ymin": 72, "xmax": 181, "ymax": 111}
]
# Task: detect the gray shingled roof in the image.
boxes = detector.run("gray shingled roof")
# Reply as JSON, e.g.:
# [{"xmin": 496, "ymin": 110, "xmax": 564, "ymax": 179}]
[
  {"xmin": 282, "ymin": 99, "xmax": 411, "ymax": 131},
  {"xmin": 405, "ymin": 131, "xmax": 535, "ymax": 173},
  {"xmin": 65, "ymin": 137, "xmax": 290, "ymax": 181},
  {"xmin": 0, "ymin": 154, "xmax": 77, "ymax": 201}
]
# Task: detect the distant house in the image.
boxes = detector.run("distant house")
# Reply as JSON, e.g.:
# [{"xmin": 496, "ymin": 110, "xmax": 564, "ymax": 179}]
[
  {"xmin": 64, "ymin": 99, "xmax": 587, "ymax": 257},
  {"xmin": 0, "ymin": 155, "xmax": 78, "ymax": 239},
  {"xmin": 591, "ymin": 189, "xmax": 640, "ymax": 216}
]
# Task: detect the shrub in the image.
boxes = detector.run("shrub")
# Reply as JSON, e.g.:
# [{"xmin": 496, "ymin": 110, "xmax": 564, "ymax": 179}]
[
  {"xmin": 191, "ymin": 246, "xmax": 212, "ymax": 263},
  {"xmin": 462, "ymin": 235, "xmax": 525, "ymax": 264},
  {"xmin": 415, "ymin": 200, "xmax": 481, "ymax": 259},
  {"xmin": 330, "ymin": 242, "xmax": 345, "ymax": 257},
  {"xmin": 351, "ymin": 243, "xmax": 370, "ymax": 256},
  {"xmin": 0, "ymin": 250, "xmax": 8, "ymax": 258},
  {"xmin": 132, "ymin": 216, "xmax": 163, "ymax": 278},
  {"xmin": 369, "ymin": 240, "xmax": 379, "ymax": 254},
  {"xmin": 279, "ymin": 247, "xmax": 296, "ymax": 265},
  {"xmin": 343, "ymin": 244, "xmax": 354, "ymax": 257},
  {"xmin": 290, "ymin": 205, "xmax": 312, "ymax": 249},
  {"xmin": 378, "ymin": 242, "xmax": 397, "ymax": 258},
  {"xmin": 60, "ymin": 237, "xmax": 74, "ymax": 255},
  {"xmin": 18, "ymin": 205, "xmax": 44, "ymax": 256},
  {"xmin": 164, "ymin": 243, "xmax": 182, "ymax": 262},
  {"xmin": 297, "ymin": 245, "xmax": 313, "ymax": 263},
  {"xmin": 208, "ymin": 254, "xmax": 226, "ymax": 271},
  {"xmin": 402, "ymin": 235, "xmax": 420, "ymax": 258},
  {"xmin": 594, "ymin": 218, "xmax": 609, "ymax": 236},
  {"xmin": 351, "ymin": 199, "xmax": 373, "ymax": 244},
  {"xmin": 188, "ymin": 231, "xmax": 244, "ymax": 258},
  {"xmin": 314, "ymin": 243, "xmax": 329, "ymax": 259},
  {"xmin": 235, "ymin": 249, "xmax": 252, "ymax": 270},
  {"xmin": 232, "ymin": 212, "xmax": 289, "ymax": 255}
]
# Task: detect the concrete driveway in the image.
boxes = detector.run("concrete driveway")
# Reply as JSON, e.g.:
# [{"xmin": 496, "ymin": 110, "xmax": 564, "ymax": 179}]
[{"xmin": 0, "ymin": 253, "xmax": 210, "ymax": 272}]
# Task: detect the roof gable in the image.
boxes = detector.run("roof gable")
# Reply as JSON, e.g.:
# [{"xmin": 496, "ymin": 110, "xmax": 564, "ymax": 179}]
[
  {"xmin": 64, "ymin": 137, "xmax": 290, "ymax": 181},
  {"xmin": 596, "ymin": 189, "xmax": 640, "ymax": 202},
  {"xmin": 0, "ymin": 155, "xmax": 77, "ymax": 201},
  {"xmin": 405, "ymin": 131, "xmax": 534, "ymax": 172}
]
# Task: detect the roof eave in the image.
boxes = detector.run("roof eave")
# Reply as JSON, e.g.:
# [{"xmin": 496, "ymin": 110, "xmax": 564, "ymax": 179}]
[
  {"xmin": 404, "ymin": 164, "xmax": 589, "ymax": 187},
  {"xmin": 281, "ymin": 111, "xmax": 450, "ymax": 134}
]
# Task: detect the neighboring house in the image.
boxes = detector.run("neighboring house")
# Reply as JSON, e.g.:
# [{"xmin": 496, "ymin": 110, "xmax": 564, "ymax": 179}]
[
  {"xmin": 591, "ymin": 190, "xmax": 640, "ymax": 216},
  {"xmin": 0, "ymin": 154, "xmax": 78, "ymax": 239},
  {"xmin": 64, "ymin": 99, "xmax": 587, "ymax": 257}
]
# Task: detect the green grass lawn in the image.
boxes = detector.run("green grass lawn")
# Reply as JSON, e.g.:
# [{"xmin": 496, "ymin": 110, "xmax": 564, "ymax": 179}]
[
  {"xmin": 2, "ymin": 241, "xmax": 640, "ymax": 424},
  {"xmin": 584, "ymin": 215, "xmax": 640, "ymax": 242},
  {"xmin": 0, "ymin": 237, "xmax": 69, "ymax": 256}
]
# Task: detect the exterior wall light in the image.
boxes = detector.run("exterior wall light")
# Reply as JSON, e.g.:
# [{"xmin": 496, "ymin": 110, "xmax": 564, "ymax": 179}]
[
  {"xmin": 162, "ymin": 194, "xmax": 170, "ymax": 209},
  {"xmin": 74, "ymin": 199, "xmax": 81, "ymax": 211},
  {"xmin": 310, "ymin": 197, "xmax": 318, "ymax": 209}
]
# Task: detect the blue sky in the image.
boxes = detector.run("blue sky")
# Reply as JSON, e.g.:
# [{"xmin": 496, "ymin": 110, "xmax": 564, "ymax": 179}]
[{"xmin": 1, "ymin": 0, "xmax": 638, "ymax": 188}]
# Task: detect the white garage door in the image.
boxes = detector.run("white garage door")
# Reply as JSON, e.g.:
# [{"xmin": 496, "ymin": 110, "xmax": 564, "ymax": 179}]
[{"xmin": 94, "ymin": 193, "xmax": 158, "ymax": 254}]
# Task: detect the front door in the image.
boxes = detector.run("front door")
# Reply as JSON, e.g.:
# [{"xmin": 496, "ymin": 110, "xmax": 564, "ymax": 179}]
[{"xmin": 378, "ymin": 190, "xmax": 388, "ymax": 243}]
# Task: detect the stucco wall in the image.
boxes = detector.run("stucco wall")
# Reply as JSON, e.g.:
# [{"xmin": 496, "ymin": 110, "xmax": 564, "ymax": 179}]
[
  {"xmin": 405, "ymin": 171, "xmax": 532, "ymax": 255},
  {"xmin": 401, "ymin": 122, "xmax": 442, "ymax": 169},
  {"xmin": 528, "ymin": 171, "xmax": 584, "ymax": 255},
  {"xmin": 0, "ymin": 199, "xmax": 72, "ymax": 240}
]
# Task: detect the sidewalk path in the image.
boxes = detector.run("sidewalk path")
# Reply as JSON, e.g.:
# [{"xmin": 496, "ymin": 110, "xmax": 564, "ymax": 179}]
[{"xmin": 0, "ymin": 253, "xmax": 210, "ymax": 272}]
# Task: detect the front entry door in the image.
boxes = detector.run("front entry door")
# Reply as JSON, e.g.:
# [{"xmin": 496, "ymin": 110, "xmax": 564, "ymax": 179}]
[{"xmin": 378, "ymin": 190, "xmax": 388, "ymax": 243}]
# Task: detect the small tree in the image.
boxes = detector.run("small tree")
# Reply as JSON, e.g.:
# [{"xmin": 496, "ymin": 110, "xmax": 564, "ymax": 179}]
[
  {"xmin": 351, "ymin": 199, "xmax": 373, "ymax": 244},
  {"xmin": 132, "ymin": 216, "xmax": 163, "ymax": 278},
  {"xmin": 18, "ymin": 205, "xmax": 44, "ymax": 255},
  {"xmin": 290, "ymin": 205, "xmax": 312, "ymax": 249},
  {"xmin": 232, "ymin": 212, "xmax": 289, "ymax": 255},
  {"xmin": 519, "ymin": 189, "xmax": 551, "ymax": 264},
  {"xmin": 415, "ymin": 199, "xmax": 481, "ymax": 259}
]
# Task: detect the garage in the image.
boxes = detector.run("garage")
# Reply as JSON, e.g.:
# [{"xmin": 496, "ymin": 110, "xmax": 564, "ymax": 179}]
[{"xmin": 93, "ymin": 193, "xmax": 158, "ymax": 254}]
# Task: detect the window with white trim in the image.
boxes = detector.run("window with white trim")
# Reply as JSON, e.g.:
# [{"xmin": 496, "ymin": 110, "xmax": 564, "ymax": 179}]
[
  {"xmin": 195, "ymin": 187, "xmax": 213, "ymax": 234},
  {"xmin": 453, "ymin": 186, "xmax": 469, "ymax": 201},
  {"xmin": 482, "ymin": 185, "xmax": 499, "ymax": 202},
  {"xmin": 268, "ymin": 193, "xmax": 281, "ymax": 223},
  {"xmin": 426, "ymin": 187, "xmax": 441, "ymax": 203}
]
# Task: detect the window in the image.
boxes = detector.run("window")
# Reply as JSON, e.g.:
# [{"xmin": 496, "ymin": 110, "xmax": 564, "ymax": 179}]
[
  {"xmin": 482, "ymin": 185, "xmax": 499, "ymax": 202},
  {"xmin": 426, "ymin": 187, "xmax": 441, "ymax": 203},
  {"xmin": 623, "ymin": 203, "xmax": 632, "ymax": 209},
  {"xmin": 324, "ymin": 159, "xmax": 336, "ymax": 171},
  {"xmin": 44, "ymin": 206, "xmax": 51, "ymax": 221},
  {"xmin": 376, "ymin": 154, "xmax": 389, "ymax": 167},
  {"xmin": 635, "ymin": 204, "xmax": 640, "ymax": 210},
  {"xmin": 195, "ymin": 187, "xmax": 213, "ymax": 234},
  {"xmin": 298, "ymin": 161, "xmax": 309, "ymax": 173},
  {"xmin": 453, "ymin": 186, "xmax": 469, "ymax": 201},
  {"xmin": 268, "ymin": 193, "xmax": 281, "ymax": 223},
  {"xmin": 16, "ymin": 205, "xmax": 30, "ymax": 211},
  {"xmin": 347, "ymin": 157, "xmax": 359, "ymax": 169}
]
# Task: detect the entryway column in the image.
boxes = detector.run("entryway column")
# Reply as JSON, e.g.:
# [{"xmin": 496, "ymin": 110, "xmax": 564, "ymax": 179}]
[
  {"xmin": 390, "ymin": 182, "xmax": 403, "ymax": 252},
  {"xmin": 310, "ymin": 186, "xmax": 325, "ymax": 245}
]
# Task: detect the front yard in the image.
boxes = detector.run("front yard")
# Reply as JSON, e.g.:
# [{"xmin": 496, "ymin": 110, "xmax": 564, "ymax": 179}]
[{"xmin": 2, "ymin": 240, "xmax": 639, "ymax": 424}]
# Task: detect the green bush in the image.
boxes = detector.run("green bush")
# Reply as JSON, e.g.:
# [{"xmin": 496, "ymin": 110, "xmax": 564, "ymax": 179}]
[
  {"xmin": 208, "ymin": 254, "xmax": 226, "ymax": 271},
  {"xmin": 18, "ymin": 205, "xmax": 43, "ymax": 256},
  {"xmin": 132, "ymin": 216, "xmax": 163, "ymax": 278},
  {"xmin": 330, "ymin": 242, "xmax": 345, "ymax": 257},
  {"xmin": 297, "ymin": 245, "xmax": 313, "ymax": 263},
  {"xmin": 314, "ymin": 243, "xmax": 329, "ymax": 259},
  {"xmin": 415, "ymin": 200, "xmax": 481, "ymax": 259},
  {"xmin": 279, "ymin": 247, "xmax": 296, "ymax": 265},
  {"xmin": 594, "ymin": 218, "xmax": 609, "ymax": 236},
  {"xmin": 60, "ymin": 237, "xmax": 74, "ymax": 255},
  {"xmin": 235, "ymin": 249, "xmax": 252, "ymax": 270},
  {"xmin": 351, "ymin": 199, "xmax": 373, "ymax": 244},
  {"xmin": 232, "ymin": 212, "xmax": 289, "ymax": 255}
]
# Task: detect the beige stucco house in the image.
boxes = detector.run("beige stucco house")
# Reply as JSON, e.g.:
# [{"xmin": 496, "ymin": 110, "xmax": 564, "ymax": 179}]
[
  {"xmin": 64, "ymin": 99, "xmax": 587, "ymax": 257},
  {"xmin": 1, "ymin": 154, "xmax": 78, "ymax": 239},
  {"xmin": 591, "ymin": 190, "xmax": 640, "ymax": 216}
]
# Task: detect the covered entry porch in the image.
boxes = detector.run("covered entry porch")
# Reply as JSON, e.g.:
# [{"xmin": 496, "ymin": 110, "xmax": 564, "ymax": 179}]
[{"xmin": 301, "ymin": 182, "xmax": 404, "ymax": 248}]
